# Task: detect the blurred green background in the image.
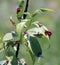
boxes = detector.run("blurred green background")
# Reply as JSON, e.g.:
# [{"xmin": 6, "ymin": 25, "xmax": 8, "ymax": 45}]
[{"xmin": 0, "ymin": 0, "xmax": 60, "ymax": 65}]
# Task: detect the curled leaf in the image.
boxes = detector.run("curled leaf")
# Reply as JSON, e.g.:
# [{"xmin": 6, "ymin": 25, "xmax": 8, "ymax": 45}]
[
  {"xmin": 3, "ymin": 31, "xmax": 17, "ymax": 42},
  {"xmin": 0, "ymin": 60, "xmax": 6, "ymax": 65},
  {"xmin": 32, "ymin": 21, "xmax": 51, "ymax": 39}
]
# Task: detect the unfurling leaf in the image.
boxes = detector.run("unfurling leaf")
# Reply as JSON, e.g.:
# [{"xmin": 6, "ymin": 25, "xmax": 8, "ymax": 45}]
[{"xmin": 17, "ymin": 0, "xmax": 25, "ymax": 21}]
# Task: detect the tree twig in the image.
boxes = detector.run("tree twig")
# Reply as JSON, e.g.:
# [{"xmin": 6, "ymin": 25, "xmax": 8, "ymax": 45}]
[
  {"xmin": 15, "ymin": 0, "xmax": 29, "ymax": 58},
  {"xmin": 10, "ymin": 16, "xmax": 16, "ymax": 26},
  {"xmin": 15, "ymin": 41, "xmax": 20, "ymax": 58},
  {"xmin": 23, "ymin": 0, "xmax": 29, "ymax": 19}
]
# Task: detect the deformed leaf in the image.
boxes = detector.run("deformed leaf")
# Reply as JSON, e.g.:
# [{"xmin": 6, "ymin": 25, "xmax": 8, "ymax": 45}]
[
  {"xmin": 32, "ymin": 22, "xmax": 50, "ymax": 39},
  {"xmin": 27, "ymin": 27, "xmax": 48, "ymax": 39},
  {"xmin": 28, "ymin": 27, "xmax": 44, "ymax": 36},
  {"xmin": 3, "ymin": 31, "xmax": 17, "ymax": 42}
]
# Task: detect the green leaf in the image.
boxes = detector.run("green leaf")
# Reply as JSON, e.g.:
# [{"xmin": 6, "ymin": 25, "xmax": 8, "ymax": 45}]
[
  {"xmin": 29, "ymin": 36, "xmax": 42, "ymax": 57},
  {"xmin": 6, "ymin": 41, "xmax": 13, "ymax": 47},
  {"xmin": 23, "ymin": 12, "xmax": 32, "ymax": 18},
  {"xmin": 24, "ymin": 43, "xmax": 35, "ymax": 64},
  {"xmin": 11, "ymin": 56, "xmax": 18, "ymax": 65},
  {"xmin": 0, "ymin": 49, "xmax": 6, "ymax": 60},
  {"xmin": 17, "ymin": 11, "xmax": 23, "ymax": 21},
  {"xmin": 17, "ymin": 0, "xmax": 26, "ymax": 21},
  {"xmin": 32, "ymin": 8, "xmax": 53, "ymax": 17},
  {"xmin": 21, "ymin": 19, "xmax": 30, "ymax": 22},
  {"xmin": 40, "ymin": 8, "xmax": 54, "ymax": 12},
  {"xmin": 19, "ymin": 0, "xmax": 25, "ymax": 9},
  {"xmin": 7, "ymin": 62, "xmax": 12, "ymax": 65},
  {"xmin": 5, "ymin": 46, "xmax": 15, "ymax": 57},
  {"xmin": 18, "ymin": 44, "xmax": 34, "ymax": 65},
  {"xmin": 24, "ymin": 35, "xmax": 36, "ymax": 64},
  {"xmin": 16, "ymin": 21, "xmax": 26, "ymax": 37}
]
